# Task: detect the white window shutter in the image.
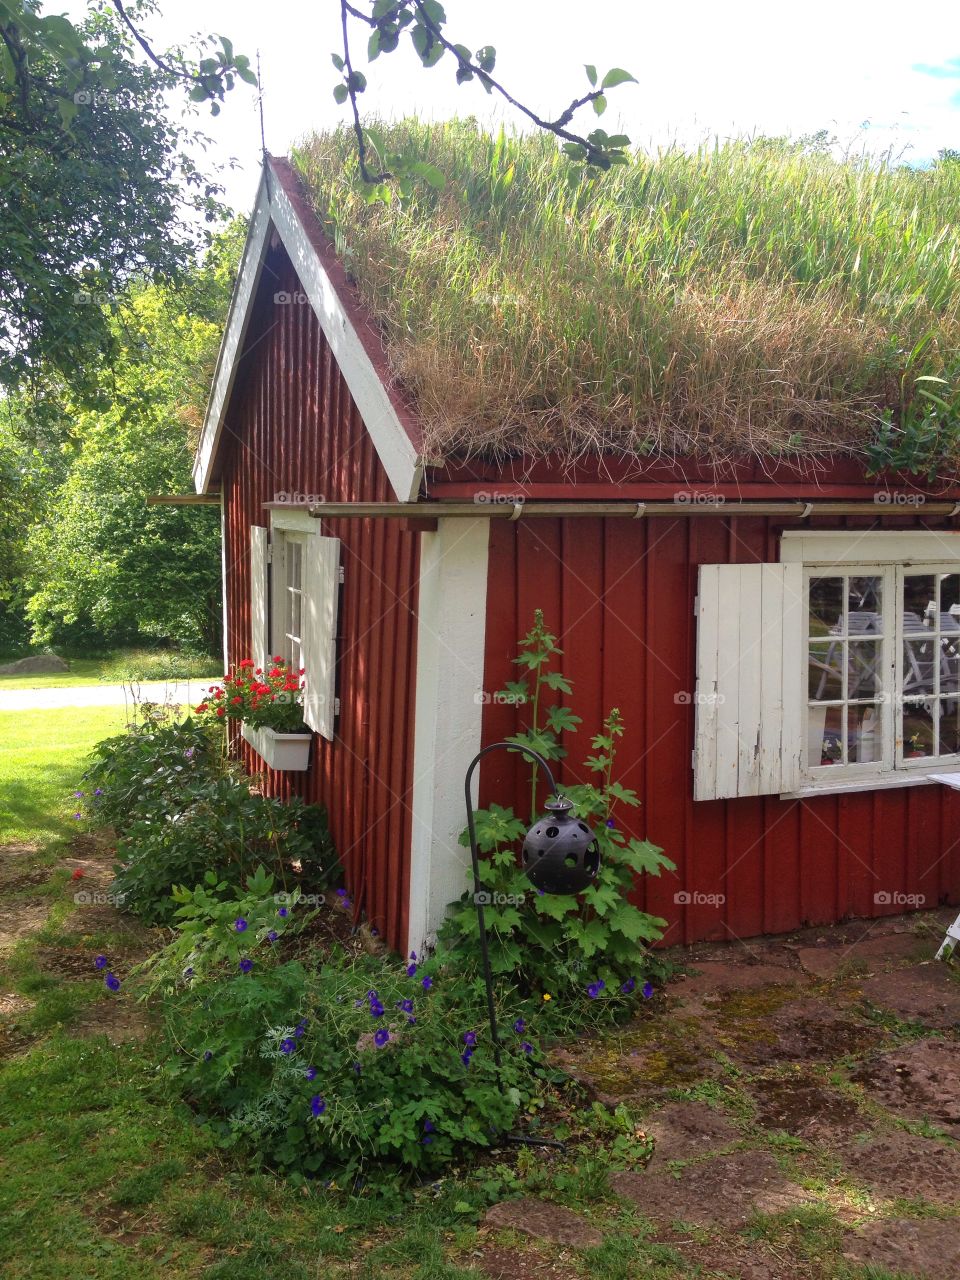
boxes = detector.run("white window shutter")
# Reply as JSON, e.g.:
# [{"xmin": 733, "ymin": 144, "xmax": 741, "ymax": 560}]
[
  {"xmin": 302, "ymin": 535, "xmax": 340, "ymax": 739},
  {"xmin": 249, "ymin": 525, "xmax": 269, "ymax": 670},
  {"xmin": 694, "ymin": 562, "xmax": 804, "ymax": 800}
]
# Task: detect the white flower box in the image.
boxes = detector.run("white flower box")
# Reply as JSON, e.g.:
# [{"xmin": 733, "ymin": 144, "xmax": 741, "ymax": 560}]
[{"xmin": 241, "ymin": 721, "xmax": 312, "ymax": 771}]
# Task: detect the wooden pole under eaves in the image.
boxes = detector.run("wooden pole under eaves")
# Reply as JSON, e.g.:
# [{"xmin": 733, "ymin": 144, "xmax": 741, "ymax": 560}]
[{"xmin": 253, "ymin": 499, "xmax": 960, "ymax": 520}]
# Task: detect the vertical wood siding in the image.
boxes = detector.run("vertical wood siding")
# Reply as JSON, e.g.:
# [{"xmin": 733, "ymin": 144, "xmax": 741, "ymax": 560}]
[
  {"xmin": 219, "ymin": 249, "xmax": 419, "ymax": 950},
  {"xmin": 481, "ymin": 514, "xmax": 960, "ymax": 946}
]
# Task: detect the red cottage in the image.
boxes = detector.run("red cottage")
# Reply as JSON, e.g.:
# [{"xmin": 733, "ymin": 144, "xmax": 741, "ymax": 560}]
[{"xmin": 193, "ymin": 152, "xmax": 960, "ymax": 957}]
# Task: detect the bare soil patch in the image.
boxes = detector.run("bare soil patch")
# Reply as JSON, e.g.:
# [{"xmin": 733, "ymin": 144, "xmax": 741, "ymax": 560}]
[
  {"xmin": 716, "ymin": 993, "xmax": 885, "ymax": 1066},
  {"xmin": 842, "ymin": 1216, "xmax": 960, "ymax": 1277},
  {"xmin": 0, "ymin": 898, "xmax": 50, "ymax": 952},
  {"xmin": 794, "ymin": 931, "xmax": 934, "ymax": 979},
  {"xmin": 838, "ymin": 1129, "xmax": 960, "ymax": 1202},
  {"xmin": 748, "ymin": 1073, "xmax": 864, "ymax": 1140},
  {"xmin": 549, "ymin": 1016, "xmax": 720, "ymax": 1104},
  {"xmin": 852, "ymin": 1038, "xmax": 960, "ymax": 1131},
  {"xmin": 611, "ymin": 1150, "xmax": 809, "ymax": 1228},
  {"xmin": 643, "ymin": 1101, "xmax": 741, "ymax": 1162},
  {"xmin": 484, "ymin": 1198, "xmax": 602, "ymax": 1248},
  {"xmin": 461, "ymin": 1241, "xmax": 580, "ymax": 1280},
  {"xmin": 860, "ymin": 964, "xmax": 960, "ymax": 1029}
]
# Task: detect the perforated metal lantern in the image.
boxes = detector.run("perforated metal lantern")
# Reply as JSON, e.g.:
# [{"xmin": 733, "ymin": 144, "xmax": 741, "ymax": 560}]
[{"xmin": 521, "ymin": 797, "xmax": 600, "ymax": 894}]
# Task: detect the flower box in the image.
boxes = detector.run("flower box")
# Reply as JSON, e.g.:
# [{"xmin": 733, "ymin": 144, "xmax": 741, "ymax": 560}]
[{"xmin": 241, "ymin": 721, "xmax": 312, "ymax": 771}]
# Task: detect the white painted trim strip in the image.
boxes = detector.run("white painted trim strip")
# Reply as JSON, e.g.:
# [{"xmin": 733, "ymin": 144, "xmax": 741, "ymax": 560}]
[
  {"xmin": 782, "ymin": 530, "xmax": 960, "ymax": 565},
  {"xmin": 194, "ymin": 175, "xmax": 273, "ymax": 493},
  {"xmin": 407, "ymin": 518, "xmax": 491, "ymax": 954}
]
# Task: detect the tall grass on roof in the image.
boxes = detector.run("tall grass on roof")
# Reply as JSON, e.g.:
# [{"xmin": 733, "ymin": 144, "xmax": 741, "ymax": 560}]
[{"xmin": 294, "ymin": 121, "xmax": 960, "ymax": 475}]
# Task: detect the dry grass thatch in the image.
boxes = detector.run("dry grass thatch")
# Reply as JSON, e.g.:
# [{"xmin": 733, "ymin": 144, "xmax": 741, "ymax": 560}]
[{"xmin": 293, "ymin": 121, "xmax": 960, "ymax": 474}]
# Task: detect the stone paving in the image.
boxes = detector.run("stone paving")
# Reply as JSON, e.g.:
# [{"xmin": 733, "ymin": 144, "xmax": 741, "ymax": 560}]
[{"xmin": 481, "ymin": 908, "xmax": 960, "ymax": 1278}]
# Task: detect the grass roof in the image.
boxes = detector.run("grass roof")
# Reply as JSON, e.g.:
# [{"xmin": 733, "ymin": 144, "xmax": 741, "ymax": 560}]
[{"xmin": 293, "ymin": 121, "xmax": 960, "ymax": 475}]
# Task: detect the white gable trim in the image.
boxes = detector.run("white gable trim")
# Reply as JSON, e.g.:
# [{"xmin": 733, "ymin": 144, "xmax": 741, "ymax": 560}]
[
  {"xmin": 193, "ymin": 162, "xmax": 423, "ymax": 503},
  {"xmin": 781, "ymin": 530, "xmax": 960, "ymax": 565},
  {"xmin": 407, "ymin": 517, "xmax": 491, "ymax": 955}
]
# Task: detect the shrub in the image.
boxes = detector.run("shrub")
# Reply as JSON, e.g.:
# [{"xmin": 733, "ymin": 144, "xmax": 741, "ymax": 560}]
[
  {"xmin": 150, "ymin": 903, "xmax": 539, "ymax": 1177},
  {"xmin": 437, "ymin": 611, "xmax": 674, "ymax": 1017},
  {"xmin": 112, "ymin": 778, "xmax": 337, "ymax": 925},
  {"xmin": 79, "ymin": 714, "xmax": 225, "ymax": 833},
  {"xmin": 98, "ymin": 650, "xmax": 223, "ymax": 683}
]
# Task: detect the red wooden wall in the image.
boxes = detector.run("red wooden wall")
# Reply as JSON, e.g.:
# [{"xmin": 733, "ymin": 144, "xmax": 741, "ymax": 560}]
[
  {"xmin": 219, "ymin": 249, "xmax": 419, "ymax": 950},
  {"xmin": 479, "ymin": 513, "xmax": 960, "ymax": 946}
]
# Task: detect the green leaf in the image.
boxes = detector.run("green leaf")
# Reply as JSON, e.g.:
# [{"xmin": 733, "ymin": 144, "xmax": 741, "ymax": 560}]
[
  {"xmin": 585, "ymin": 64, "xmax": 597, "ymax": 87},
  {"xmin": 601, "ymin": 67, "xmax": 637, "ymax": 90},
  {"xmin": 592, "ymin": 94, "xmax": 607, "ymax": 116},
  {"xmin": 608, "ymin": 902, "xmax": 662, "ymax": 942},
  {"xmin": 368, "ymin": 30, "xmax": 381, "ymax": 60},
  {"xmin": 570, "ymin": 917, "xmax": 609, "ymax": 958},
  {"xmin": 333, "ymin": 84, "xmax": 349, "ymax": 104},
  {"xmin": 535, "ymin": 892, "xmax": 578, "ymax": 921},
  {"xmin": 331, "ymin": 53, "xmax": 345, "ymax": 71},
  {"xmin": 410, "ymin": 160, "xmax": 446, "ymax": 189}
]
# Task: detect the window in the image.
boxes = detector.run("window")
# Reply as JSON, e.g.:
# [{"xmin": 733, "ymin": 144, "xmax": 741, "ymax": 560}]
[
  {"xmin": 805, "ymin": 566, "xmax": 960, "ymax": 779},
  {"xmin": 693, "ymin": 531, "xmax": 960, "ymax": 800},
  {"xmin": 249, "ymin": 514, "xmax": 342, "ymax": 741}
]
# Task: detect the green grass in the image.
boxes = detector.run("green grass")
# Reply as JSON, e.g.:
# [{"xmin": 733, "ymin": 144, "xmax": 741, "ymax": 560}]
[
  {"xmin": 0, "ymin": 706, "xmax": 126, "ymax": 843},
  {"xmin": 295, "ymin": 122, "xmax": 960, "ymax": 472},
  {"xmin": 0, "ymin": 650, "xmax": 221, "ymax": 691}
]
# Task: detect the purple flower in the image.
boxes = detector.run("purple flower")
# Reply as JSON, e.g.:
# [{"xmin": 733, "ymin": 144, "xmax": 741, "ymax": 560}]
[
  {"xmin": 642, "ymin": 980, "xmax": 654, "ymax": 999},
  {"xmin": 73, "ymin": 813, "xmax": 82, "ymax": 821},
  {"xmin": 310, "ymin": 1095, "xmax": 326, "ymax": 1116},
  {"xmin": 234, "ymin": 918, "xmax": 248, "ymax": 932},
  {"xmin": 280, "ymin": 1038, "xmax": 296, "ymax": 1055},
  {"xmin": 374, "ymin": 1028, "xmax": 389, "ymax": 1048},
  {"xmin": 277, "ymin": 907, "xmax": 289, "ymax": 918},
  {"xmin": 406, "ymin": 963, "xmax": 417, "ymax": 978},
  {"xmin": 74, "ymin": 791, "xmax": 84, "ymax": 798},
  {"xmin": 463, "ymin": 1031, "xmax": 477, "ymax": 1047},
  {"xmin": 94, "ymin": 955, "xmax": 107, "ymax": 970},
  {"xmin": 335, "ymin": 888, "xmax": 347, "ymax": 897},
  {"xmin": 203, "ymin": 1050, "xmax": 213, "ymax": 1061},
  {"xmin": 184, "ymin": 748, "xmax": 195, "ymax": 760},
  {"xmin": 370, "ymin": 1000, "xmax": 385, "ymax": 1018},
  {"xmin": 239, "ymin": 958, "xmax": 253, "ymax": 974},
  {"xmin": 183, "ymin": 967, "xmax": 194, "ymax": 978},
  {"xmin": 521, "ymin": 1041, "xmax": 534, "ymax": 1054},
  {"xmin": 104, "ymin": 973, "xmax": 120, "ymax": 992},
  {"xmin": 421, "ymin": 976, "xmax": 433, "ymax": 991},
  {"xmin": 94, "ymin": 788, "xmax": 103, "ymax": 796},
  {"xmin": 460, "ymin": 1049, "xmax": 473, "ymax": 1067},
  {"xmin": 620, "ymin": 977, "xmax": 636, "ymax": 995},
  {"xmin": 422, "ymin": 1135, "xmax": 434, "ymax": 1145},
  {"xmin": 409, "ymin": 951, "xmax": 417, "ymax": 961},
  {"xmin": 513, "ymin": 1018, "xmax": 525, "ymax": 1034},
  {"xmin": 397, "ymin": 998, "xmax": 414, "ymax": 1014},
  {"xmin": 605, "ymin": 818, "xmax": 616, "ymax": 828},
  {"xmin": 267, "ymin": 930, "xmax": 278, "ymax": 942},
  {"xmin": 407, "ymin": 1017, "xmax": 417, "ymax": 1026},
  {"xmin": 352, "ymin": 1061, "xmax": 362, "ymax": 1074},
  {"xmin": 586, "ymin": 980, "xmax": 606, "ymax": 999},
  {"xmin": 424, "ymin": 1120, "xmax": 436, "ymax": 1133},
  {"xmin": 305, "ymin": 1066, "xmax": 317, "ymax": 1080}
]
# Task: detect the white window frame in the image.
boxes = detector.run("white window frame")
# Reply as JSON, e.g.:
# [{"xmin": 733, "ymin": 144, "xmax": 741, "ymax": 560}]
[
  {"xmin": 782, "ymin": 530, "xmax": 960, "ymax": 796},
  {"xmin": 267, "ymin": 508, "xmax": 341, "ymax": 741}
]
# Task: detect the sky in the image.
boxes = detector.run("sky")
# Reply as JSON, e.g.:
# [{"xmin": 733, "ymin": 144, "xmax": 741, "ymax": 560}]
[{"xmin": 74, "ymin": 0, "xmax": 960, "ymax": 215}]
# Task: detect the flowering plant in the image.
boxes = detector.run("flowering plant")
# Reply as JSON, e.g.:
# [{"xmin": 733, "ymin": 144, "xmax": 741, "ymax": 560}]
[{"xmin": 196, "ymin": 657, "xmax": 308, "ymax": 733}]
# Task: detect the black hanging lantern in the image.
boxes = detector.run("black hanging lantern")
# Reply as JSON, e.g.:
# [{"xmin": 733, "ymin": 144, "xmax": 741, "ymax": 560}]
[{"xmin": 521, "ymin": 796, "xmax": 600, "ymax": 893}]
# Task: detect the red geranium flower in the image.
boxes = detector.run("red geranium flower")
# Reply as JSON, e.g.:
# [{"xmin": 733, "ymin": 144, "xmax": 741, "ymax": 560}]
[
  {"xmin": 216, "ymin": 707, "xmax": 226, "ymax": 718},
  {"xmin": 71, "ymin": 868, "xmax": 84, "ymax": 880}
]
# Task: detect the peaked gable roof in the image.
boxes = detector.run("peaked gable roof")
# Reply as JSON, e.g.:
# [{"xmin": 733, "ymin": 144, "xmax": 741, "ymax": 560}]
[{"xmin": 193, "ymin": 156, "xmax": 423, "ymax": 501}]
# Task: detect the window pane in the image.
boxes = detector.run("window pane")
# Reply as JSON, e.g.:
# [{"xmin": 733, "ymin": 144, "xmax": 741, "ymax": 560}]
[
  {"xmin": 848, "ymin": 576, "xmax": 883, "ymax": 631},
  {"xmin": 940, "ymin": 573, "xmax": 960, "ymax": 621},
  {"xmin": 289, "ymin": 542, "xmax": 302, "ymax": 589},
  {"xmin": 290, "ymin": 589, "xmax": 302, "ymax": 638},
  {"xmin": 809, "ymin": 577, "xmax": 843, "ymax": 636},
  {"xmin": 903, "ymin": 574, "xmax": 935, "ymax": 633},
  {"xmin": 809, "ymin": 641, "xmax": 842, "ymax": 701},
  {"xmin": 848, "ymin": 640, "xmax": 881, "ymax": 699},
  {"xmin": 849, "ymin": 704, "xmax": 881, "ymax": 763},
  {"xmin": 903, "ymin": 636, "xmax": 936, "ymax": 697},
  {"xmin": 940, "ymin": 630, "xmax": 960, "ymax": 696},
  {"xmin": 809, "ymin": 704, "xmax": 843, "ymax": 765},
  {"xmin": 939, "ymin": 699, "xmax": 960, "ymax": 756},
  {"xmin": 903, "ymin": 702, "xmax": 935, "ymax": 758}
]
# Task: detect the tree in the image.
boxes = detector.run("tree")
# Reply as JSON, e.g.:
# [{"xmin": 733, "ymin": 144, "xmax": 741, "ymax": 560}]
[
  {"xmin": 22, "ymin": 224, "xmax": 243, "ymax": 654},
  {"xmin": 0, "ymin": 1, "xmax": 242, "ymax": 390}
]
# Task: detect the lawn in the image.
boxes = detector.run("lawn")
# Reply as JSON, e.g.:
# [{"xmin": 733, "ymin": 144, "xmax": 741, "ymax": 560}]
[
  {"xmin": 0, "ymin": 650, "xmax": 222, "ymax": 691},
  {"xmin": 0, "ymin": 706, "xmax": 126, "ymax": 843}
]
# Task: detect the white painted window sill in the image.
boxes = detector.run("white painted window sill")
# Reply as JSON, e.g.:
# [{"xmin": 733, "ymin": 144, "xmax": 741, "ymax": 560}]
[{"xmin": 782, "ymin": 767, "xmax": 960, "ymax": 799}]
